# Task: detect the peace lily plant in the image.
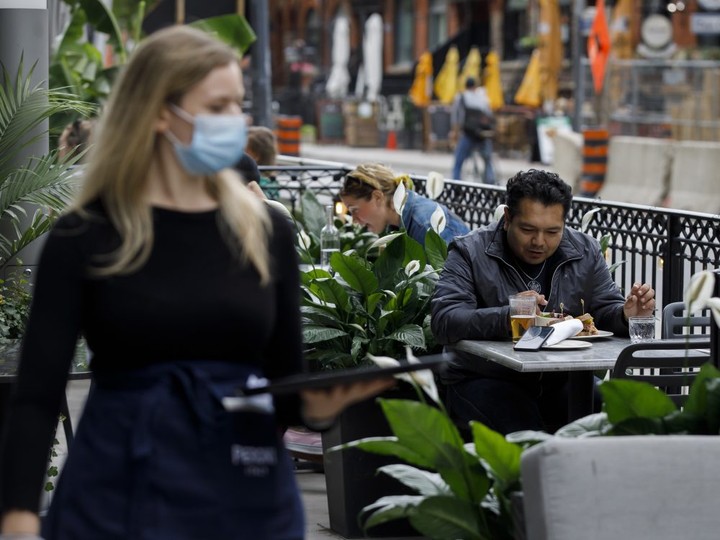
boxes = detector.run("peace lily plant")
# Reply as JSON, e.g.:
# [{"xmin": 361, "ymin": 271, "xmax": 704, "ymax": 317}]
[{"xmin": 300, "ymin": 172, "xmax": 453, "ymax": 369}]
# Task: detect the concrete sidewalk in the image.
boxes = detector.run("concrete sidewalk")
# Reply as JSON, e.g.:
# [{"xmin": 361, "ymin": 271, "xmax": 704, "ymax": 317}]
[{"xmin": 297, "ymin": 142, "xmax": 551, "ymax": 184}]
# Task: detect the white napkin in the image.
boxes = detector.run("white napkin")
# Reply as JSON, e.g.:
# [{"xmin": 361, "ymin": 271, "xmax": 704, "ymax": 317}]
[{"xmin": 544, "ymin": 319, "xmax": 583, "ymax": 347}]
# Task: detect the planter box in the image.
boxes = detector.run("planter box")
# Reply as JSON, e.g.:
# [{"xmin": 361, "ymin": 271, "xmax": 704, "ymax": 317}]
[{"xmin": 321, "ymin": 384, "xmax": 423, "ymax": 539}]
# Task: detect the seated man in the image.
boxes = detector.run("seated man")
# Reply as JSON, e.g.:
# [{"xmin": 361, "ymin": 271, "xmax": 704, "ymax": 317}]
[{"xmin": 431, "ymin": 169, "xmax": 656, "ymax": 435}]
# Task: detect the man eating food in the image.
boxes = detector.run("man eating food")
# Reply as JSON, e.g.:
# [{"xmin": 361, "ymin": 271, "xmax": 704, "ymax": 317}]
[{"xmin": 431, "ymin": 169, "xmax": 656, "ymax": 434}]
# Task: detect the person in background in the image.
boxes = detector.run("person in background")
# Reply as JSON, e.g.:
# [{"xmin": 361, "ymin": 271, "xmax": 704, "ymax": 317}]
[
  {"xmin": 431, "ymin": 169, "xmax": 655, "ymax": 435},
  {"xmin": 339, "ymin": 163, "xmax": 470, "ymax": 246},
  {"xmin": 0, "ymin": 26, "xmax": 391, "ymax": 540},
  {"xmin": 246, "ymin": 126, "xmax": 281, "ymax": 200},
  {"xmin": 58, "ymin": 119, "xmax": 94, "ymax": 162},
  {"xmin": 451, "ymin": 77, "xmax": 496, "ymax": 184}
]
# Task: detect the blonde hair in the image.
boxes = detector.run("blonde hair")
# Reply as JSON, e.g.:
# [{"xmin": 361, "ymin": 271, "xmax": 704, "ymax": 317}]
[
  {"xmin": 340, "ymin": 163, "xmax": 413, "ymax": 207},
  {"xmin": 76, "ymin": 26, "xmax": 271, "ymax": 283}
]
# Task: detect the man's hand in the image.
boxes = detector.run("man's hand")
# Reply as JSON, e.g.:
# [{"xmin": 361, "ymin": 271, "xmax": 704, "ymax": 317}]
[
  {"xmin": 623, "ymin": 282, "xmax": 656, "ymax": 319},
  {"xmin": 515, "ymin": 290, "xmax": 548, "ymax": 312}
]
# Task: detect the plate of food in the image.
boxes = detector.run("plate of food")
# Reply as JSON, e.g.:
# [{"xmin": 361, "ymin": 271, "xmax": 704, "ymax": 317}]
[
  {"xmin": 542, "ymin": 340, "xmax": 592, "ymax": 350},
  {"xmin": 569, "ymin": 330, "xmax": 614, "ymax": 340}
]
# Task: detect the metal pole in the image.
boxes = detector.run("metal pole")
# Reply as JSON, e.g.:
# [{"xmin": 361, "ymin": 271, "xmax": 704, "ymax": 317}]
[
  {"xmin": 0, "ymin": 1, "xmax": 50, "ymax": 271},
  {"xmin": 571, "ymin": 0, "xmax": 585, "ymax": 132},
  {"xmin": 250, "ymin": 0, "xmax": 273, "ymax": 128}
]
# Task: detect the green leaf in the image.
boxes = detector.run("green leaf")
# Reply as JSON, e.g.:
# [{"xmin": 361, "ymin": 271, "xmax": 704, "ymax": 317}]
[
  {"xmin": 409, "ymin": 496, "xmax": 486, "ymax": 540},
  {"xmin": 302, "ymin": 325, "xmax": 347, "ymax": 344},
  {"xmin": 554, "ymin": 412, "xmax": 611, "ymax": 438},
  {"xmin": 375, "ymin": 234, "xmax": 426, "ymax": 290},
  {"xmin": 376, "ymin": 464, "xmax": 451, "ymax": 496},
  {"xmin": 77, "ymin": 0, "xmax": 126, "ymax": 61},
  {"xmin": 331, "ymin": 437, "xmax": 431, "ymax": 467},
  {"xmin": 298, "ymin": 189, "xmax": 326, "ymax": 237},
  {"xmin": 331, "ymin": 252, "xmax": 378, "ymax": 296},
  {"xmin": 600, "ymin": 379, "xmax": 677, "ymax": 424},
  {"xmin": 361, "ymin": 495, "xmax": 423, "ymax": 531},
  {"xmin": 425, "ymin": 229, "xmax": 448, "ymax": 270},
  {"xmin": 383, "ymin": 324, "xmax": 426, "ymax": 349},
  {"xmin": 308, "ymin": 278, "xmax": 351, "ymax": 312},
  {"xmin": 189, "ymin": 14, "xmax": 257, "ymax": 55},
  {"xmin": 470, "ymin": 422, "xmax": 522, "ymax": 486},
  {"xmin": 683, "ymin": 363, "xmax": 720, "ymax": 416}
]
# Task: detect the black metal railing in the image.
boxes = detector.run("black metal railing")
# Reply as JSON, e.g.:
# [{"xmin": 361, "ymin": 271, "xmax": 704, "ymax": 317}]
[{"xmin": 261, "ymin": 165, "xmax": 720, "ymax": 308}]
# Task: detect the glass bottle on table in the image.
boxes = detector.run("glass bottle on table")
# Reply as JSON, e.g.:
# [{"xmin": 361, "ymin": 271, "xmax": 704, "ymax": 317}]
[{"xmin": 320, "ymin": 204, "xmax": 340, "ymax": 270}]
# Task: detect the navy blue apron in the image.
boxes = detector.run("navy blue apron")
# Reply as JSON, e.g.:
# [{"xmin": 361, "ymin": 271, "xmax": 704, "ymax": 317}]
[{"xmin": 42, "ymin": 361, "xmax": 305, "ymax": 540}]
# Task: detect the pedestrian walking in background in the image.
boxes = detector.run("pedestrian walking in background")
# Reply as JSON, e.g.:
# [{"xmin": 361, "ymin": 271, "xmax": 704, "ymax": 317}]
[
  {"xmin": 451, "ymin": 77, "xmax": 496, "ymax": 184},
  {"xmin": 0, "ymin": 25, "xmax": 391, "ymax": 540}
]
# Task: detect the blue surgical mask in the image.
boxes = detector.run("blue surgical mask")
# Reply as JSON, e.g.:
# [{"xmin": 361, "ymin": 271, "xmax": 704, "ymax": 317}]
[{"xmin": 165, "ymin": 103, "xmax": 247, "ymax": 175}]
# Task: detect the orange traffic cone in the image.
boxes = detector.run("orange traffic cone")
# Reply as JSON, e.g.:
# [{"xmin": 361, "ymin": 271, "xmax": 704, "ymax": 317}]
[{"xmin": 386, "ymin": 130, "xmax": 398, "ymax": 150}]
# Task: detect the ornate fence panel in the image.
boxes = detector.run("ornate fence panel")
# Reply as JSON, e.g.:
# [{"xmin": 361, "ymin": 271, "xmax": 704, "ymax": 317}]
[{"xmin": 263, "ymin": 166, "xmax": 720, "ymax": 308}]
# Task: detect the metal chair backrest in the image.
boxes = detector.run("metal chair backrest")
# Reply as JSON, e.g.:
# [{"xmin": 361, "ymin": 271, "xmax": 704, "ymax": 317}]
[
  {"xmin": 612, "ymin": 338, "xmax": 712, "ymax": 406},
  {"xmin": 661, "ymin": 301, "xmax": 711, "ymax": 339}
]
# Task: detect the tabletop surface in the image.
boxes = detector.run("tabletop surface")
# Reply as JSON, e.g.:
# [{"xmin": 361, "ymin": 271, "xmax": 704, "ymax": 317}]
[{"xmin": 452, "ymin": 336, "xmax": 710, "ymax": 373}]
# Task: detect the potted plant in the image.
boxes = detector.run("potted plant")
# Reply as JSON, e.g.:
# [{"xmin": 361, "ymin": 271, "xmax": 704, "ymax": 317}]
[{"xmin": 292, "ymin": 179, "xmax": 454, "ymax": 536}]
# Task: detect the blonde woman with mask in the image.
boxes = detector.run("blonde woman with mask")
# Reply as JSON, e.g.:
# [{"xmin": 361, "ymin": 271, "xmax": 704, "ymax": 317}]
[
  {"xmin": 340, "ymin": 164, "xmax": 470, "ymax": 246},
  {"xmin": 0, "ymin": 26, "xmax": 390, "ymax": 540}
]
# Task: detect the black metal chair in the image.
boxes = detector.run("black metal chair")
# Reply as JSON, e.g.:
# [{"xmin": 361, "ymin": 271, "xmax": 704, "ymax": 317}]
[
  {"xmin": 662, "ymin": 301, "xmax": 711, "ymax": 339},
  {"xmin": 611, "ymin": 338, "xmax": 712, "ymax": 406}
]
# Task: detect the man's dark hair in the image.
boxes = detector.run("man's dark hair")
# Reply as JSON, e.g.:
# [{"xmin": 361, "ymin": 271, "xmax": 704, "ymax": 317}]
[
  {"xmin": 505, "ymin": 169, "xmax": 573, "ymax": 219},
  {"xmin": 465, "ymin": 77, "xmax": 476, "ymax": 89}
]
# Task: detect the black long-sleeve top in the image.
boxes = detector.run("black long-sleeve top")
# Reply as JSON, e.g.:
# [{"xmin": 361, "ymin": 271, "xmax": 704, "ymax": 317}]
[{"xmin": 0, "ymin": 202, "xmax": 304, "ymax": 512}]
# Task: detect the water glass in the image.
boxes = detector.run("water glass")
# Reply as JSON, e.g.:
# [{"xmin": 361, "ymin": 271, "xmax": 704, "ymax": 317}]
[
  {"xmin": 629, "ymin": 316, "xmax": 656, "ymax": 344},
  {"xmin": 510, "ymin": 294, "xmax": 537, "ymax": 342}
]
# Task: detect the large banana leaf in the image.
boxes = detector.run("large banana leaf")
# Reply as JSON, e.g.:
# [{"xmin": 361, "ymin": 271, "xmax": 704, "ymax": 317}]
[{"xmin": 189, "ymin": 14, "xmax": 256, "ymax": 55}]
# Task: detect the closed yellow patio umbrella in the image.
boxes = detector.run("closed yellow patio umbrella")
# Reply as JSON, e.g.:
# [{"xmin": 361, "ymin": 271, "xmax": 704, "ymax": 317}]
[
  {"xmin": 408, "ymin": 51, "xmax": 433, "ymax": 107},
  {"xmin": 514, "ymin": 49, "xmax": 542, "ymax": 108},
  {"xmin": 538, "ymin": 0, "xmax": 563, "ymax": 102},
  {"xmin": 484, "ymin": 50, "xmax": 505, "ymax": 110},
  {"xmin": 610, "ymin": 0, "xmax": 633, "ymax": 59},
  {"xmin": 433, "ymin": 45, "xmax": 459, "ymax": 104},
  {"xmin": 457, "ymin": 46, "xmax": 481, "ymax": 92}
]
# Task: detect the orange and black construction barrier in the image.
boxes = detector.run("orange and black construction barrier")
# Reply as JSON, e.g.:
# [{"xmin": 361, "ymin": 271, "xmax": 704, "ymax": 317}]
[
  {"xmin": 579, "ymin": 129, "xmax": 609, "ymax": 196},
  {"xmin": 276, "ymin": 115, "xmax": 302, "ymax": 156}
]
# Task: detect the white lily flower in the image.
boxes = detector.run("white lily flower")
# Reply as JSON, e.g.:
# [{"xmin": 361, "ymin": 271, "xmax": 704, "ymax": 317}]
[
  {"xmin": 405, "ymin": 260, "xmax": 421, "ymax": 277},
  {"xmin": 369, "ymin": 232, "xmax": 404, "ymax": 252},
  {"xmin": 705, "ymin": 297, "xmax": 720, "ymax": 328},
  {"xmin": 580, "ymin": 208, "xmax": 602, "ymax": 234},
  {"xmin": 493, "ymin": 204, "xmax": 507, "ymax": 222},
  {"xmin": 684, "ymin": 270, "xmax": 716, "ymax": 314},
  {"xmin": 383, "ymin": 289, "xmax": 397, "ymax": 299},
  {"xmin": 403, "ymin": 347, "xmax": 441, "ymax": 405},
  {"xmin": 264, "ymin": 199, "xmax": 293, "ymax": 220},
  {"xmin": 297, "ymin": 230, "xmax": 312, "ymax": 250},
  {"xmin": 430, "ymin": 205, "xmax": 446, "ymax": 234},
  {"xmin": 393, "ymin": 180, "xmax": 408, "ymax": 215},
  {"xmin": 367, "ymin": 353, "xmax": 400, "ymax": 370},
  {"xmin": 366, "ymin": 348, "xmax": 441, "ymax": 406},
  {"xmin": 426, "ymin": 171, "xmax": 445, "ymax": 200}
]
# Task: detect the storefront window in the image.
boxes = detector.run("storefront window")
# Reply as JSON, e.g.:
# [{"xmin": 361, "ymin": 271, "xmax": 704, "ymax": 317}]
[
  {"xmin": 395, "ymin": 0, "xmax": 414, "ymax": 66},
  {"xmin": 429, "ymin": 0, "xmax": 448, "ymax": 50}
]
